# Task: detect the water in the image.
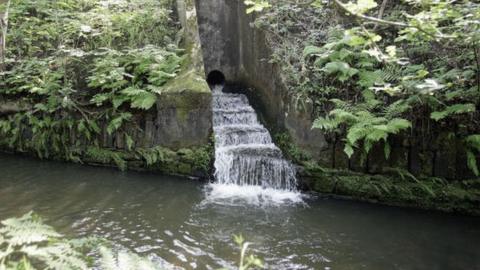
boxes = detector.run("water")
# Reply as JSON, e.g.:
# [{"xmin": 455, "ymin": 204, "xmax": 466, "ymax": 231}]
[
  {"xmin": 211, "ymin": 86, "xmax": 298, "ymax": 199},
  {"xmin": 0, "ymin": 154, "xmax": 479, "ymax": 269}
]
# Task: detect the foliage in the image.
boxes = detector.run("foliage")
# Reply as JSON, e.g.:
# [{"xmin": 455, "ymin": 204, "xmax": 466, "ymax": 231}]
[
  {"xmin": 313, "ymin": 105, "xmax": 411, "ymax": 159},
  {"xmin": 85, "ymin": 146, "xmax": 128, "ymax": 171},
  {"xmin": 251, "ymin": 0, "xmax": 480, "ymax": 175},
  {"xmin": 244, "ymin": 0, "xmax": 270, "ymax": 14},
  {"xmin": 88, "ymin": 46, "xmax": 183, "ymax": 111},
  {"xmin": 308, "ymin": 166, "xmax": 480, "ymax": 215},
  {"xmin": 98, "ymin": 247, "xmax": 162, "ymax": 270},
  {"xmin": 136, "ymin": 145, "xmax": 213, "ymax": 173},
  {"xmin": 0, "ymin": 0, "xmax": 185, "ymax": 168},
  {"xmin": 231, "ymin": 234, "xmax": 264, "ymax": 270},
  {"xmin": 465, "ymin": 135, "xmax": 480, "ymax": 176},
  {"xmin": 0, "ymin": 212, "xmax": 264, "ymax": 270},
  {"xmin": 274, "ymin": 132, "xmax": 312, "ymax": 165},
  {"xmin": 0, "ymin": 212, "xmax": 95, "ymax": 270}
]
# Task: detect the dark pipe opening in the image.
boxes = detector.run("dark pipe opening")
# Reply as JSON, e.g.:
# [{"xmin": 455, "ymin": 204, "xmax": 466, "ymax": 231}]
[{"xmin": 207, "ymin": 70, "xmax": 225, "ymax": 87}]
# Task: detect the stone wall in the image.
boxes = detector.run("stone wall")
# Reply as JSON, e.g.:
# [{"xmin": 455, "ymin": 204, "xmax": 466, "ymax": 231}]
[
  {"xmin": 0, "ymin": 0, "xmax": 213, "ymax": 178},
  {"xmin": 194, "ymin": 0, "xmax": 477, "ymax": 180}
]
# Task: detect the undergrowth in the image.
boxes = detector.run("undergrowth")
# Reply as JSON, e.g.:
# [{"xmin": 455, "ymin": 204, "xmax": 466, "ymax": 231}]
[
  {"xmin": 253, "ymin": 0, "xmax": 480, "ymax": 176},
  {"xmin": 0, "ymin": 0, "xmax": 209, "ymax": 173}
]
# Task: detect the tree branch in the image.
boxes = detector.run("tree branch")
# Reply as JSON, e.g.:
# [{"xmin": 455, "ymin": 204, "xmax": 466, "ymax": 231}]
[
  {"xmin": 331, "ymin": 0, "xmax": 453, "ymax": 40},
  {"xmin": 332, "ymin": 0, "xmax": 408, "ymax": 28},
  {"xmin": 373, "ymin": 0, "xmax": 388, "ymax": 30}
]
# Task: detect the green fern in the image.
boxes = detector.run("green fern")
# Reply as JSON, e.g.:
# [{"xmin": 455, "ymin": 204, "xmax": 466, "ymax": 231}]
[
  {"xmin": 430, "ymin": 103, "xmax": 476, "ymax": 121},
  {"xmin": 99, "ymin": 247, "xmax": 161, "ymax": 270},
  {"xmin": 136, "ymin": 146, "xmax": 174, "ymax": 166},
  {"xmin": 85, "ymin": 147, "xmax": 127, "ymax": 171},
  {"xmin": 0, "ymin": 212, "xmax": 91, "ymax": 270},
  {"xmin": 314, "ymin": 99, "xmax": 411, "ymax": 158},
  {"xmin": 107, "ymin": 113, "xmax": 132, "ymax": 135},
  {"xmin": 378, "ymin": 64, "xmax": 404, "ymax": 83},
  {"xmin": 465, "ymin": 135, "xmax": 480, "ymax": 176}
]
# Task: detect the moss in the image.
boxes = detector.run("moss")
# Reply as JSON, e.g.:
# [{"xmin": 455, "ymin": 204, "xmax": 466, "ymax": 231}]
[
  {"xmin": 160, "ymin": 66, "xmax": 210, "ymax": 124},
  {"xmin": 134, "ymin": 143, "xmax": 213, "ymax": 177},
  {"xmin": 0, "ymin": 141, "xmax": 214, "ymax": 179},
  {"xmin": 163, "ymin": 69, "xmax": 210, "ymax": 94},
  {"xmin": 301, "ymin": 166, "xmax": 480, "ymax": 215},
  {"xmin": 273, "ymin": 132, "xmax": 312, "ymax": 165}
]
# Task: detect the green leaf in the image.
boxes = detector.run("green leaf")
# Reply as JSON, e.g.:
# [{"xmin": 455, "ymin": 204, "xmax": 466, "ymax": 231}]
[
  {"xmin": 303, "ymin": 46, "xmax": 323, "ymax": 57},
  {"xmin": 107, "ymin": 113, "xmax": 132, "ymax": 135},
  {"xmin": 386, "ymin": 118, "xmax": 411, "ymax": 133},
  {"xmin": 130, "ymin": 92, "xmax": 157, "ymax": 110},
  {"xmin": 467, "ymin": 151, "xmax": 479, "ymax": 176},
  {"xmin": 345, "ymin": 0, "xmax": 378, "ymax": 14},
  {"xmin": 120, "ymin": 87, "xmax": 145, "ymax": 96},
  {"xmin": 244, "ymin": 0, "xmax": 271, "ymax": 13},
  {"xmin": 344, "ymin": 143, "xmax": 354, "ymax": 158},
  {"xmin": 125, "ymin": 134, "xmax": 134, "ymax": 151},
  {"xmin": 430, "ymin": 103, "xmax": 476, "ymax": 121},
  {"xmin": 466, "ymin": 135, "xmax": 480, "ymax": 151},
  {"xmin": 384, "ymin": 143, "xmax": 391, "ymax": 159},
  {"xmin": 323, "ymin": 61, "xmax": 359, "ymax": 82},
  {"xmin": 312, "ymin": 116, "xmax": 339, "ymax": 131},
  {"xmin": 90, "ymin": 93, "xmax": 110, "ymax": 106},
  {"xmin": 112, "ymin": 95, "xmax": 130, "ymax": 109},
  {"xmin": 358, "ymin": 70, "xmax": 384, "ymax": 88}
]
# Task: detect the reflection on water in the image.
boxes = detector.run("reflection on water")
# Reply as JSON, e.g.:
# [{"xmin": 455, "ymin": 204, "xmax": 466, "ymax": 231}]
[{"xmin": 0, "ymin": 153, "xmax": 479, "ymax": 270}]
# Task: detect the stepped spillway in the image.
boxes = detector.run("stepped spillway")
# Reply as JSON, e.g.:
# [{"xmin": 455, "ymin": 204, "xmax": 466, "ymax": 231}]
[{"xmin": 211, "ymin": 86, "xmax": 298, "ymax": 192}]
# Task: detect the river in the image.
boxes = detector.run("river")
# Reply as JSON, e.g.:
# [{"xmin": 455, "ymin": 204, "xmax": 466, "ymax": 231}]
[{"xmin": 0, "ymin": 153, "xmax": 479, "ymax": 269}]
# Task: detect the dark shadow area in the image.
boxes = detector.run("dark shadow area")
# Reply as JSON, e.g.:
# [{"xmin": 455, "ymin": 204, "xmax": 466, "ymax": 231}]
[{"xmin": 207, "ymin": 70, "xmax": 225, "ymax": 87}]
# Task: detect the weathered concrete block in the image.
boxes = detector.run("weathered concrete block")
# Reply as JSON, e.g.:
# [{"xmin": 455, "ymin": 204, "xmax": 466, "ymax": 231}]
[{"xmin": 155, "ymin": 72, "xmax": 212, "ymax": 150}]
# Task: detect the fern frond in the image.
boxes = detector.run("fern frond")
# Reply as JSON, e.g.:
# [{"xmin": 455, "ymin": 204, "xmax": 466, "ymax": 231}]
[
  {"xmin": 384, "ymin": 100, "xmax": 412, "ymax": 119},
  {"xmin": 0, "ymin": 212, "xmax": 61, "ymax": 246},
  {"xmin": 430, "ymin": 103, "xmax": 476, "ymax": 121},
  {"xmin": 99, "ymin": 246, "xmax": 161, "ymax": 270},
  {"xmin": 467, "ymin": 151, "xmax": 479, "ymax": 176},
  {"xmin": 386, "ymin": 118, "xmax": 411, "ymax": 133},
  {"xmin": 312, "ymin": 116, "xmax": 340, "ymax": 131}
]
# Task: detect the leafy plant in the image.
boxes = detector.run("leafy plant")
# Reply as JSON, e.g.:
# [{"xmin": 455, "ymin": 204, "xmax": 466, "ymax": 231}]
[
  {"xmin": 251, "ymin": 0, "xmax": 480, "ymax": 175},
  {"xmin": 244, "ymin": 0, "xmax": 270, "ymax": 14},
  {"xmin": 465, "ymin": 135, "xmax": 480, "ymax": 176},
  {"xmin": 231, "ymin": 234, "xmax": 264, "ymax": 270},
  {"xmin": 0, "ymin": 0, "xmax": 184, "ymax": 169},
  {"xmin": 1, "ymin": 213, "xmax": 265, "ymax": 270},
  {"xmin": 0, "ymin": 212, "xmax": 94, "ymax": 270}
]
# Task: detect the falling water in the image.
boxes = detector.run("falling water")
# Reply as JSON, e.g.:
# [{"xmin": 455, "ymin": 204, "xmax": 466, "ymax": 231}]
[{"xmin": 209, "ymin": 85, "xmax": 301, "ymax": 203}]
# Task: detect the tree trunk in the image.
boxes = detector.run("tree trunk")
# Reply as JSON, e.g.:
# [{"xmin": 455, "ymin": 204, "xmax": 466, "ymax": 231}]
[{"xmin": 0, "ymin": 0, "xmax": 11, "ymax": 71}]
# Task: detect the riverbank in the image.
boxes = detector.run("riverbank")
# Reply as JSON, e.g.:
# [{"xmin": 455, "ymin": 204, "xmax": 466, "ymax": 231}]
[{"xmin": 299, "ymin": 166, "xmax": 480, "ymax": 216}]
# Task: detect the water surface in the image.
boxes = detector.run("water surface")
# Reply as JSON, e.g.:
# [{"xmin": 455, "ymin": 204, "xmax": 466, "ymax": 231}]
[{"xmin": 0, "ymin": 154, "xmax": 479, "ymax": 269}]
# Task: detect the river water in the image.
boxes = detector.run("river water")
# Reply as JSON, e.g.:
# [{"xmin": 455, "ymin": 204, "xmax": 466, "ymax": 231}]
[{"xmin": 0, "ymin": 154, "xmax": 479, "ymax": 269}]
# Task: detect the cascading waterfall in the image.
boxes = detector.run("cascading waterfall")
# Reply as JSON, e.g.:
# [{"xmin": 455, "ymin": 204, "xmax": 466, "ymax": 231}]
[{"xmin": 208, "ymin": 85, "xmax": 301, "ymax": 203}]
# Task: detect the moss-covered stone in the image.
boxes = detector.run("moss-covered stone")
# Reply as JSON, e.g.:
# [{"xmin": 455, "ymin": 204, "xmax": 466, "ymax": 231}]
[{"xmin": 300, "ymin": 165, "xmax": 480, "ymax": 216}]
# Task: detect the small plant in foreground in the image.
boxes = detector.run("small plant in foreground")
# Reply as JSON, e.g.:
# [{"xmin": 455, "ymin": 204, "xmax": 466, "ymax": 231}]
[{"xmin": 0, "ymin": 212, "xmax": 264, "ymax": 270}]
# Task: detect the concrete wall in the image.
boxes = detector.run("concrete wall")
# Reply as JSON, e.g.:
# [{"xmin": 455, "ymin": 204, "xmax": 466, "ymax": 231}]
[
  {"xmin": 194, "ymin": 0, "xmax": 477, "ymax": 180},
  {"xmin": 196, "ymin": 0, "xmax": 329, "ymax": 162}
]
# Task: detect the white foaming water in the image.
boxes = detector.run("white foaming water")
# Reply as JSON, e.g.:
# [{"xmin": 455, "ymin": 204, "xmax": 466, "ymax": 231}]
[
  {"xmin": 209, "ymin": 85, "xmax": 302, "ymax": 204},
  {"xmin": 205, "ymin": 184, "xmax": 304, "ymax": 206}
]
